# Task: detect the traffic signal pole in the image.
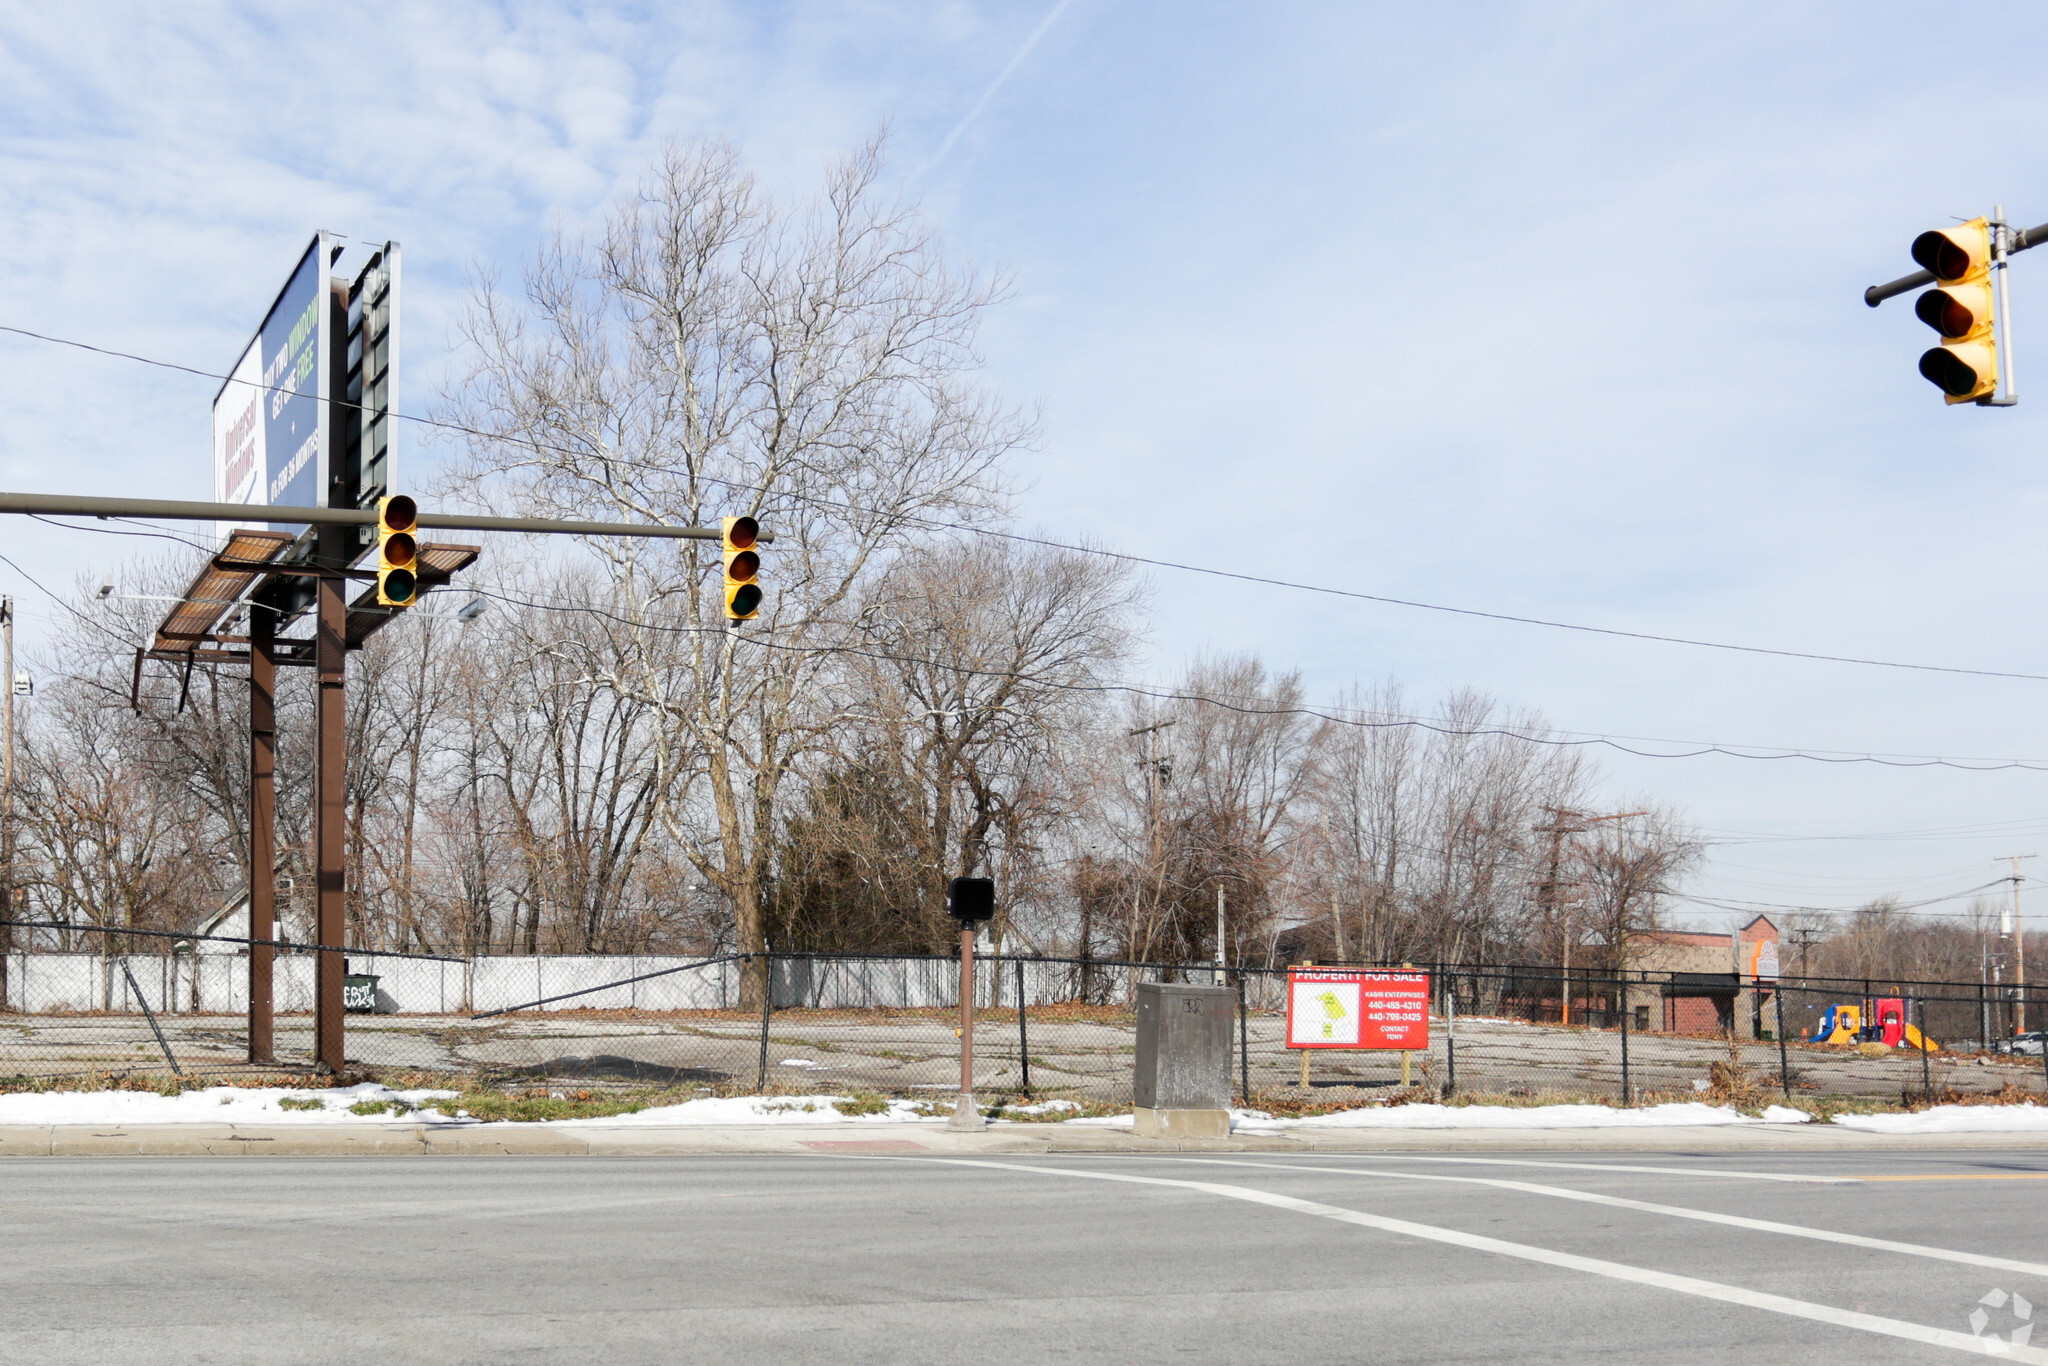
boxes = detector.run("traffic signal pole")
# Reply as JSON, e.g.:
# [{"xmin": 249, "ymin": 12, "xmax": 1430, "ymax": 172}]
[
  {"xmin": 1863, "ymin": 216, "xmax": 2048, "ymax": 305},
  {"xmin": 0, "ymin": 490, "xmax": 771, "ymax": 1074},
  {"xmin": 1993, "ymin": 205, "xmax": 2020, "ymax": 406}
]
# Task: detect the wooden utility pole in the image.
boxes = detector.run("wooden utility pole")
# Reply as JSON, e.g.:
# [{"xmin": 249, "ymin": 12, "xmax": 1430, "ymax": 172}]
[
  {"xmin": 1127, "ymin": 719, "xmax": 1173, "ymax": 967},
  {"xmin": 2000, "ymin": 854, "xmax": 2036, "ymax": 1034}
]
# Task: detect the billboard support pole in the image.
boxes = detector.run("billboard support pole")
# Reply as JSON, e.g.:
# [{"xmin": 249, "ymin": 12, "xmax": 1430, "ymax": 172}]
[
  {"xmin": 312, "ymin": 527, "xmax": 347, "ymax": 1073},
  {"xmin": 311, "ymin": 274, "xmax": 349, "ymax": 1076},
  {"xmin": 247, "ymin": 593, "xmax": 276, "ymax": 1064}
]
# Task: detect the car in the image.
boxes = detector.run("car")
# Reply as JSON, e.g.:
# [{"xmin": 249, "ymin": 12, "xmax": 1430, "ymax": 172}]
[{"xmin": 1995, "ymin": 1031, "xmax": 2046, "ymax": 1056}]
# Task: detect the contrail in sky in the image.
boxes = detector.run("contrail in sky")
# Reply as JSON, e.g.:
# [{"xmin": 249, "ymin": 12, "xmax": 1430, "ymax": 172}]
[{"xmin": 920, "ymin": 0, "xmax": 1077, "ymax": 175}]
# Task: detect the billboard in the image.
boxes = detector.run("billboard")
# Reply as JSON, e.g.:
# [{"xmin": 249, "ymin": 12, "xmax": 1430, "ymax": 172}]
[
  {"xmin": 1287, "ymin": 968, "xmax": 1430, "ymax": 1050},
  {"xmin": 214, "ymin": 234, "xmax": 331, "ymax": 540}
]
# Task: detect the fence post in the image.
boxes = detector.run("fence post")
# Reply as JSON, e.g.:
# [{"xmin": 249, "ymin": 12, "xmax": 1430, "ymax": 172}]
[
  {"xmin": 2038, "ymin": 990, "xmax": 2047, "ymax": 1094},
  {"xmin": 1015, "ymin": 957, "xmax": 1029, "ymax": 1095},
  {"xmin": 757, "ymin": 954, "xmax": 771, "ymax": 1093},
  {"xmin": 1776, "ymin": 986, "xmax": 1791, "ymax": 1101},
  {"xmin": 1618, "ymin": 972, "xmax": 1631, "ymax": 1105},
  {"xmin": 1916, "ymin": 997, "xmax": 1933, "ymax": 1101},
  {"xmin": 1237, "ymin": 976, "xmax": 1250, "ymax": 1106},
  {"xmin": 1444, "ymin": 973, "xmax": 1456, "ymax": 1098}
]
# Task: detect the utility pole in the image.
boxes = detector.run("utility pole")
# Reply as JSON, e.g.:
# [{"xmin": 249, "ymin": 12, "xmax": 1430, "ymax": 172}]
[
  {"xmin": 1215, "ymin": 884, "xmax": 1227, "ymax": 985},
  {"xmin": 1790, "ymin": 926, "xmax": 1821, "ymax": 982},
  {"xmin": 1534, "ymin": 808, "xmax": 1644, "ymax": 1025},
  {"xmin": 1127, "ymin": 719, "xmax": 1174, "ymax": 968},
  {"xmin": 1999, "ymin": 854, "xmax": 2036, "ymax": 1034},
  {"xmin": 1, "ymin": 595, "xmax": 12, "ymax": 1012},
  {"xmin": 1319, "ymin": 810, "xmax": 1348, "ymax": 962}
]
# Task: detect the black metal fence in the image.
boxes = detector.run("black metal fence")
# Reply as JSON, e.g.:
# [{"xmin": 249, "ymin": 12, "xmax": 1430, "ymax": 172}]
[{"xmin": 3, "ymin": 925, "xmax": 2045, "ymax": 1109}]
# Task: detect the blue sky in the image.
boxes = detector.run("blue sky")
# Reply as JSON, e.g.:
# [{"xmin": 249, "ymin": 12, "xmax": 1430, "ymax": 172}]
[{"xmin": 5, "ymin": 1, "xmax": 2048, "ymax": 930}]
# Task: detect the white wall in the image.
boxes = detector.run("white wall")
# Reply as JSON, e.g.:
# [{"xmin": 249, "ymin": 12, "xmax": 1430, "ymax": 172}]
[{"xmin": 1, "ymin": 954, "xmax": 1186, "ymax": 1015}]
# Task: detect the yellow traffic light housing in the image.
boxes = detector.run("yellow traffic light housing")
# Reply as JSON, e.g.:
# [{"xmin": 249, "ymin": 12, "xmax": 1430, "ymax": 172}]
[
  {"xmin": 722, "ymin": 515, "xmax": 760, "ymax": 622},
  {"xmin": 376, "ymin": 495, "xmax": 419, "ymax": 607},
  {"xmin": 1912, "ymin": 218, "xmax": 1999, "ymax": 404}
]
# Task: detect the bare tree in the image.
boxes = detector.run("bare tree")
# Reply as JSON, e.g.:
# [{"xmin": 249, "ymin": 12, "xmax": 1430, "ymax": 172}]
[{"xmin": 438, "ymin": 138, "xmax": 1027, "ymax": 1003}]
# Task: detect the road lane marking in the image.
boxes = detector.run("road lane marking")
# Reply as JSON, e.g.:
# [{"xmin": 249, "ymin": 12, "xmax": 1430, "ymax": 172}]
[
  {"xmin": 899, "ymin": 1157, "xmax": 2046, "ymax": 1363},
  {"xmin": 1270, "ymin": 1154, "xmax": 1859, "ymax": 1184},
  {"xmin": 1158, "ymin": 1157, "xmax": 2048, "ymax": 1278},
  {"xmin": 1862, "ymin": 1174, "xmax": 2048, "ymax": 1182}
]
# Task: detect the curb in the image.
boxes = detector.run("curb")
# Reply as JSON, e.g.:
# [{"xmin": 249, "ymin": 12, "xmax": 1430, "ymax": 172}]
[{"xmin": 1, "ymin": 1122, "xmax": 2045, "ymax": 1157}]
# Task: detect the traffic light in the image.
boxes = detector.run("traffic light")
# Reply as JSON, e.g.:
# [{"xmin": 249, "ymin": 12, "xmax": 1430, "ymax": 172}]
[
  {"xmin": 722, "ymin": 516, "xmax": 760, "ymax": 622},
  {"xmin": 946, "ymin": 877, "xmax": 995, "ymax": 924},
  {"xmin": 376, "ymin": 495, "xmax": 418, "ymax": 607},
  {"xmin": 1911, "ymin": 218, "xmax": 1999, "ymax": 403}
]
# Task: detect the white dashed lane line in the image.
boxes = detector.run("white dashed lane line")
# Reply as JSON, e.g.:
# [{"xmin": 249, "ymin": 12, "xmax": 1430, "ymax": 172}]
[
  {"xmin": 890, "ymin": 1157, "xmax": 2048, "ymax": 1363},
  {"xmin": 1151, "ymin": 1156, "xmax": 2048, "ymax": 1279},
  {"xmin": 1256, "ymin": 1153, "xmax": 1860, "ymax": 1183}
]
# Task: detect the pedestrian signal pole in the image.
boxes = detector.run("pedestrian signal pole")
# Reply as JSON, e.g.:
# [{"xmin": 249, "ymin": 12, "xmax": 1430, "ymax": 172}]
[{"xmin": 947, "ymin": 877, "xmax": 995, "ymax": 1131}]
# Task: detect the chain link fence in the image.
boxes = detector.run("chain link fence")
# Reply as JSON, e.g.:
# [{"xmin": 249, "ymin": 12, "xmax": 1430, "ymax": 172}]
[{"xmin": 3, "ymin": 924, "xmax": 2045, "ymax": 1109}]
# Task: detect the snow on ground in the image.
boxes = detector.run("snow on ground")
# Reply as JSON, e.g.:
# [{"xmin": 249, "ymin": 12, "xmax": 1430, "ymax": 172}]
[
  {"xmin": 1830, "ymin": 1103, "xmax": 2048, "ymax": 1134},
  {"xmin": 0, "ymin": 1083, "xmax": 460, "ymax": 1126},
  {"xmin": 6, "ymin": 1087, "xmax": 2041, "ymax": 1132},
  {"xmin": 555, "ymin": 1096, "xmax": 939, "ymax": 1126},
  {"xmin": 1232, "ymin": 1102, "xmax": 1814, "ymax": 1133}
]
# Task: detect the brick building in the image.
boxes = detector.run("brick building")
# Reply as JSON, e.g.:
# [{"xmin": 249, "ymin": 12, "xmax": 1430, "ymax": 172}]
[{"xmin": 1624, "ymin": 915, "xmax": 1779, "ymax": 1039}]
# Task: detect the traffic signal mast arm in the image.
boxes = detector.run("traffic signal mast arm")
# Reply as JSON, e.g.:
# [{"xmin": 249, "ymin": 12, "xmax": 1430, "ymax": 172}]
[
  {"xmin": 0, "ymin": 492, "xmax": 774, "ymax": 542},
  {"xmin": 1865, "ymin": 215, "xmax": 2048, "ymax": 307}
]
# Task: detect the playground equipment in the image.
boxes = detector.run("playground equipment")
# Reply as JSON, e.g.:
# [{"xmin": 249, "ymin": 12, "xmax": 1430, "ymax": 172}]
[{"xmin": 1809, "ymin": 998, "xmax": 1939, "ymax": 1051}]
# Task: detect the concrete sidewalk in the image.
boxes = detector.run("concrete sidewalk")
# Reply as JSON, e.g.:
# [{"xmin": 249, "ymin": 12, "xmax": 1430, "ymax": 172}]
[{"xmin": 4, "ymin": 1120, "xmax": 2047, "ymax": 1156}]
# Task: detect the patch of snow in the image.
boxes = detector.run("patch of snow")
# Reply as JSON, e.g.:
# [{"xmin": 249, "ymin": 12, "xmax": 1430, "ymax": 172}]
[
  {"xmin": 778, "ymin": 1059, "xmax": 823, "ymax": 1068},
  {"xmin": 1064, "ymin": 1114, "xmax": 1135, "ymax": 1129},
  {"xmin": 1760, "ymin": 1105, "xmax": 1811, "ymax": 1124},
  {"xmin": 1830, "ymin": 1103, "xmax": 2048, "ymax": 1134},
  {"xmin": 1229, "ymin": 1101, "xmax": 1778, "ymax": 1133},
  {"xmin": 0, "ymin": 1082, "xmax": 462, "ymax": 1127},
  {"xmin": 995, "ymin": 1099, "xmax": 1080, "ymax": 1116},
  {"xmin": 555, "ymin": 1095, "xmax": 940, "ymax": 1127}
]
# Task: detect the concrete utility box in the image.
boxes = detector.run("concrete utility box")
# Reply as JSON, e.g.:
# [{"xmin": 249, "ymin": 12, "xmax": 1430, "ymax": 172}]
[{"xmin": 1133, "ymin": 982, "xmax": 1234, "ymax": 1138}]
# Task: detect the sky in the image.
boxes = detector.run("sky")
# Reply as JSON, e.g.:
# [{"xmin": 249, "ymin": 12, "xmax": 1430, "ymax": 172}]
[{"xmin": 3, "ymin": 1, "xmax": 2048, "ymax": 935}]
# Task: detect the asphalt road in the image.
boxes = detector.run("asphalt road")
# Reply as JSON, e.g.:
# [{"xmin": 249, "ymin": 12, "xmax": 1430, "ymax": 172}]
[{"xmin": 6, "ymin": 1150, "xmax": 2048, "ymax": 1364}]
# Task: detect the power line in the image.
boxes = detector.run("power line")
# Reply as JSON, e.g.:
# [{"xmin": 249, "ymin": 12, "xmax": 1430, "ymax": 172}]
[
  {"xmin": 6, "ymin": 320, "xmax": 2048, "ymax": 684},
  {"xmin": 1670, "ymin": 880, "xmax": 2011, "ymax": 919},
  {"xmin": 447, "ymin": 583, "xmax": 2048, "ymax": 771},
  {"xmin": 11, "ymin": 522, "xmax": 2048, "ymax": 774}
]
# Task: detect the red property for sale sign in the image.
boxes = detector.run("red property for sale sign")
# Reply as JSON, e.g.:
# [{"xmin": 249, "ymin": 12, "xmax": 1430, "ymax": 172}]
[{"xmin": 1286, "ymin": 969, "xmax": 1431, "ymax": 1050}]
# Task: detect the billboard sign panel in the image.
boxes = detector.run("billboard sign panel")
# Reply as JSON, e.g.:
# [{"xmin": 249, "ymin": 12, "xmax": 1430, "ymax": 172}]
[
  {"xmin": 214, "ymin": 235, "xmax": 330, "ymax": 539},
  {"xmin": 1287, "ymin": 968, "xmax": 1430, "ymax": 1050},
  {"xmin": 1744, "ymin": 938, "xmax": 1779, "ymax": 982}
]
